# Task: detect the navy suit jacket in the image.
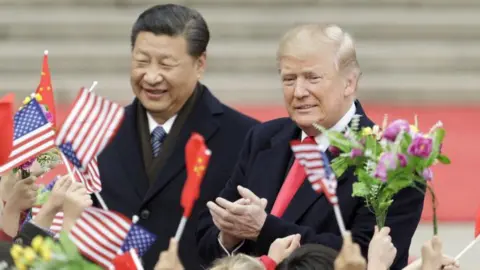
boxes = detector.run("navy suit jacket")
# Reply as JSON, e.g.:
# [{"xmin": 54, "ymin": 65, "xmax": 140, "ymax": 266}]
[
  {"xmin": 196, "ymin": 101, "xmax": 424, "ymax": 269},
  {"xmin": 96, "ymin": 86, "xmax": 259, "ymax": 270}
]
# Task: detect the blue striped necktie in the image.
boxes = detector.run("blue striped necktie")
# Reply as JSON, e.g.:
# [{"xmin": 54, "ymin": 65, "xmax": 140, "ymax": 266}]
[{"xmin": 151, "ymin": 126, "xmax": 166, "ymax": 157}]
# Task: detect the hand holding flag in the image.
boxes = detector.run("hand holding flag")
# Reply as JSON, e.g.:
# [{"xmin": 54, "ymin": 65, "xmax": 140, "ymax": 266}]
[{"xmin": 175, "ymin": 133, "xmax": 211, "ymax": 241}]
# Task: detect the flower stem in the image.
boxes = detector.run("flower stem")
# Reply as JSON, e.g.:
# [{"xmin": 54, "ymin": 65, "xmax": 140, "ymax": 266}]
[
  {"xmin": 427, "ymin": 184, "xmax": 438, "ymax": 235},
  {"xmin": 376, "ymin": 214, "xmax": 386, "ymax": 229}
]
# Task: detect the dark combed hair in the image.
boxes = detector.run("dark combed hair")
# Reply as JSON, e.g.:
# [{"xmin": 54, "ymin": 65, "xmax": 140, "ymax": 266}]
[
  {"xmin": 130, "ymin": 4, "xmax": 210, "ymax": 57},
  {"xmin": 276, "ymin": 244, "xmax": 339, "ymax": 270}
]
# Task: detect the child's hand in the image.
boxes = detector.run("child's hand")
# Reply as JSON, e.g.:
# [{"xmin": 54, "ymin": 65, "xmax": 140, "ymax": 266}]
[
  {"xmin": 368, "ymin": 226, "xmax": 397, "ymax": 270},
  {"xmin": 267, "ymin": 234, "xmax": 301, "ymax": 264}
]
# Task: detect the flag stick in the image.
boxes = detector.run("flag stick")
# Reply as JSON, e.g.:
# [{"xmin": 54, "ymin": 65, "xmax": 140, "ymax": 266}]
[
  {"xmin": 455, "ymin": 235, "xmax": 480, "ymax": 260},
  {"xmin": 333, "ymin": 204, "xmax": 346, "ymax": 235},
  {"xmin": 88, "ymin": 81, "xmax": 98, "ymax": 93},
  {"xmin": 84, "ymin": 80, "xmax": 109, "ymax": 211},
  {"xmin": 60, "ymin": 152, "xmax": 108, "ymax": 210},
  {"xmin": 174, "ymin": 216, "xmax": 188, "ymax": 242},
  {"xmin": 94, "ymin": 192, "xmax": 108, "ymax": 211}
]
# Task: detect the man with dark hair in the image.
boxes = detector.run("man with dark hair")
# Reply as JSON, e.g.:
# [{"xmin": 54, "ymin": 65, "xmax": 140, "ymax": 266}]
[{"xmin": 96, "ymin": 4, "xmax": 259, "ymax": 269}]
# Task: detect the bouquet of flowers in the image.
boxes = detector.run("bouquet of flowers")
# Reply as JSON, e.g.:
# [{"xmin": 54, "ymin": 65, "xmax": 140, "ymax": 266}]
[
  {"xmin": 313, "ymin": 115, "xmax": 450, "ymax": 234},
  {"xmin": 13, "ymin": 94, "xmax": 60, "ymax": 179},
  {"xmin": 10, "ymin": 234, "xmax": 101, "ymax": 270}
]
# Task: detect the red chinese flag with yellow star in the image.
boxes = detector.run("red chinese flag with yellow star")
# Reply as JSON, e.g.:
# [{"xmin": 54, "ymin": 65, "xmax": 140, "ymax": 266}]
[
  {"xmin": 181, "ymin": 133, "xmax": 211, "ymax": 218},
  {"xmin": 0, "ymin": 93, "xmax": 14, "ymax": 165},
  {"xmin": 35, "ymin": 50, "xmax": 56, "ymax": 126}
]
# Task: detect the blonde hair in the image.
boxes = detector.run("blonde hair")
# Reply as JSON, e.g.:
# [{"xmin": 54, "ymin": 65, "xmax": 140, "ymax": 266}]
[
  {"xmin": 277, "ymin": 23, "xmax": 361, "ymax": 78},
  {"xmin": 209, "ymin": 254, "xmax": 265, "ymax": 270}
]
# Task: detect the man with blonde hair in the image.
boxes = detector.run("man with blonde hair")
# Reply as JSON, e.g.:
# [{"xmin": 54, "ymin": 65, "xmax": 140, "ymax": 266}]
[{"xmin": 197, "ymin": 23, "xmax": 424, "ymax": 269}]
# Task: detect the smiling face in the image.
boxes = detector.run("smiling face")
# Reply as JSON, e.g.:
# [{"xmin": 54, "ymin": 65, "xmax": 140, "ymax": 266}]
[
  {"xmin": 130, "ymin": 31, "xmax": 205, "ymax": 123},
  {"xmin": 279, "ymin": 36, "xmax": 357, "ymax": 136}
]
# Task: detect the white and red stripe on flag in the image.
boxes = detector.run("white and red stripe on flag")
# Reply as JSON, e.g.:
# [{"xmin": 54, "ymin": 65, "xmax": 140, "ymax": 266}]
[
  {"xmin": 65, "ymin": 158, "xmax": 101, "ymax": 194},
  {"xmin": 69, "ymin": 207, "xmax": 132, "ymax": 269},
  {"xmin": 290, "ymin": 140, "xmax": 339, "ymax": 205},
  {"xmin": 31, "ymin": 206, "xmax": 64, "ymax": 234},
  {"xmin": 55, "ymin": 88, "xmax": 124, "ymax": 172},
  {"xmin": 0, "ymin": 99, "xmax": 55, "ymax": 174}
]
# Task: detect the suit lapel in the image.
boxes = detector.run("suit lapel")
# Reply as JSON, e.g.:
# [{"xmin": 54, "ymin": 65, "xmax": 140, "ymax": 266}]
[
  {"xmin": 142, "ymin": 86, "xmax": 222, "ymax": 203},
  {"xmin": 249, "ymin": 121, "xmax": 300, "ymax": 214},
  {"xmin": 110, "ymin": 100, "xmax": 150, "ymax": 199}
]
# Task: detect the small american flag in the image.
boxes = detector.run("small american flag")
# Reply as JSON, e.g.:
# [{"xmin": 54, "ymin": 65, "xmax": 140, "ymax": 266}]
[
  {"xmin": 69, "ymin": 207, "xmax": 132, "ymax": 269},
  {"xmin": 24, "ymin": 178, "xmax": 64, "ymax": 235},
  {"xmin": 55, "ymin": 88, "xmax": 124, "ymax": 172},
  {"xmin": 0, "ymin": 99, "xmax": 55, "ymax": 174},
  {"xmin": 290, "ymin": 141, "xmax": 339, "ymax": 205},
  {"xmin": 120, "ymin": 224, "xmax": 157, "ymax": 257},
  {"xmin": 62, "ymin": 142, "xmax": 101, "ymax": 193},
  {"xmin": 69, "ymin": 208, "xmax": 156, "ymax": 269}
]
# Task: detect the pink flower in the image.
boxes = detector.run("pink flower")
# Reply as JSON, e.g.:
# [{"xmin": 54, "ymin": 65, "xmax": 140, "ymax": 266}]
[
  {"xmin": 374, "ymin": 153, "xmax": 408, "ymax": 182},
  {"xmin": 44, "ymin": 111, "xmax": 53, "ymax": 123},
  {"xmin": 382, "ymin": 120, "xmax": 410, "ymax": 141},
  {"xmin": 422, "ymin": 168, "xmax": 433, "ymax": 181},
  {"xmin": 328, "ymin": 146, "xmax": 341, "ymax": 157},
  {"xmin": 19, "ymin": 158, "xmax": 35, "ymax": 170},
  {"xmin": 350, "ymin": 148, "xmax": 363, "ymax": 158},
  {"xmin": 408, "ymin": 135, "xmax": 433, "ymax": 158}
]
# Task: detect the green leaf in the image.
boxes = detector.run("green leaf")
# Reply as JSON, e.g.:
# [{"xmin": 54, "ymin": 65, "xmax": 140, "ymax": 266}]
[
  {"xmin": 326, "ymin": 131, "xmax": 355, "ymax": 153},
  {"xmin": 352, "ymin": 182, "xmax": 370, "ymax": 198},
  {"xmin": 59, "ymin": 232, "xmax": 81, "ymax": 260},
  {"xmin": 425, "ymin": 128, "xmax": 446, "ymax": 167},
  {"xmin": 437, "ymin": 154, "xmax": 451, "ymax": 164},
  {"xmin": 331, "ymin": 157, "xmax": 350, "ymax": 178}
]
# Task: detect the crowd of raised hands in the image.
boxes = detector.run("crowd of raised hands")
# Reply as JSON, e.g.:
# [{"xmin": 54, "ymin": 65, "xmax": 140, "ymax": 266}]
[
  {"xmin": 0, "ymin": 169, "xmax": 93, "ymax": 239},
  {"xmin": 0, "ymin": 169, "xmax": 462, "ymax": 270},
  {"xmin": 154, "ymin": 227, "xmax": 460, "ymax": 270}
]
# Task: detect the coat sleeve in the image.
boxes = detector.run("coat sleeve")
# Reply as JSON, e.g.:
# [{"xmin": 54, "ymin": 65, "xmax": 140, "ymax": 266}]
[{"xmin": 196, "ymin": 128, "xmax": 256, "ymax": 266}]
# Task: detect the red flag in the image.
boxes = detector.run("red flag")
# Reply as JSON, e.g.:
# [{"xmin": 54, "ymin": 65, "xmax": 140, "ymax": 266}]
[
  {"xmin": 35, "ymin": 50, "xmax": 56, "ymax": 127},
  {"xmin": 113, "ymin": 249, "xmax": 144, "ymax": 270},
  {"xmin": 0, "ymin": 94, "xmax": 14, "ymax": 165},
  {"xmin": 181, "ymin": 133, "xmax": 211, "ymax": 218}
]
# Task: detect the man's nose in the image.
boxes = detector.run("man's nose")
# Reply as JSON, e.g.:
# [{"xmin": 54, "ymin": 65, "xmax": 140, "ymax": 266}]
[{"xmin": 143, "ymin": 67, "xmax": 163, "ymax": 85}]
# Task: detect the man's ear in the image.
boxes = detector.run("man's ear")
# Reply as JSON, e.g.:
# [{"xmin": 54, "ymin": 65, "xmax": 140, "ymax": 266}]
[
  {"xmin": 343, "ymin": 71, "xmax": 359, "ymax": 97},
  {"xmin": 195, "ymin": 52, "xmax": 207, "ymax": 80}
]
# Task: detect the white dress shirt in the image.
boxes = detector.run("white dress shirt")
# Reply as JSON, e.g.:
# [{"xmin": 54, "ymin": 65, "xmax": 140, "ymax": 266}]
[
  {"xmin": 301, "ymin": 102, "xmax": 356, "ymax": 151},
  {"xmin": 146, "ymin": 112, "xmax": 177, "ymax": 136}
]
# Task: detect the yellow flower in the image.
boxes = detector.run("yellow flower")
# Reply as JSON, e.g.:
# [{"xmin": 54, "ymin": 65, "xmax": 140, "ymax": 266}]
[
  {"xmin": 32, "ymin": 236, "xmax": 43, "ymax": 252},
  {"xmin": 22, "ymin": 96, "xmax": 31, "ymax": 105},
  {"xmin": 10, "ymin": 245, "xmax": 23, "ymax": 260},
  {"xmin": 23, "ymin": 247, "xmax": 37, "ymax": 263},
  {"xmin": 410, "ymin": 125, "xmax": 419, "ymax": 134},
  {"xmin": 14, "ymin": 261, "xmax": 26, "ymax": 270},
  {"xmin": 361, "ymin": 127, "xmax": 373, "ymax": 136},
  {"xmin": 39, "ymin": 245, "xmax": 52, "ymax": 261},
  {"xmin": 35, "ymin": 93, "xmax": 43, "ymax": 101}
]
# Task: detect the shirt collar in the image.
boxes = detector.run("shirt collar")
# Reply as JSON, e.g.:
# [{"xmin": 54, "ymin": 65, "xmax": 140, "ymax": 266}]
[
  {"xmin": 301, "ymin": 102, "xmax": 357, "ymax": 145},
  {"xmin": 146, "ymin": 112, "xmax": 177, "ymax": 135}
]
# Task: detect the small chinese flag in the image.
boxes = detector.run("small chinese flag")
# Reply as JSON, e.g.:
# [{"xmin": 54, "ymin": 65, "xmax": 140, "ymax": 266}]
[
  {"xmin": 35, "ymin": 50, "xmax": 56, "ymax": 126},
  {"xmin": 0, "ymin": 93, "xmax": 14, "ymax": 165},
  {"xmin": 181, "ymin": 133, "xmax": 211, "ymax": 218}
]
